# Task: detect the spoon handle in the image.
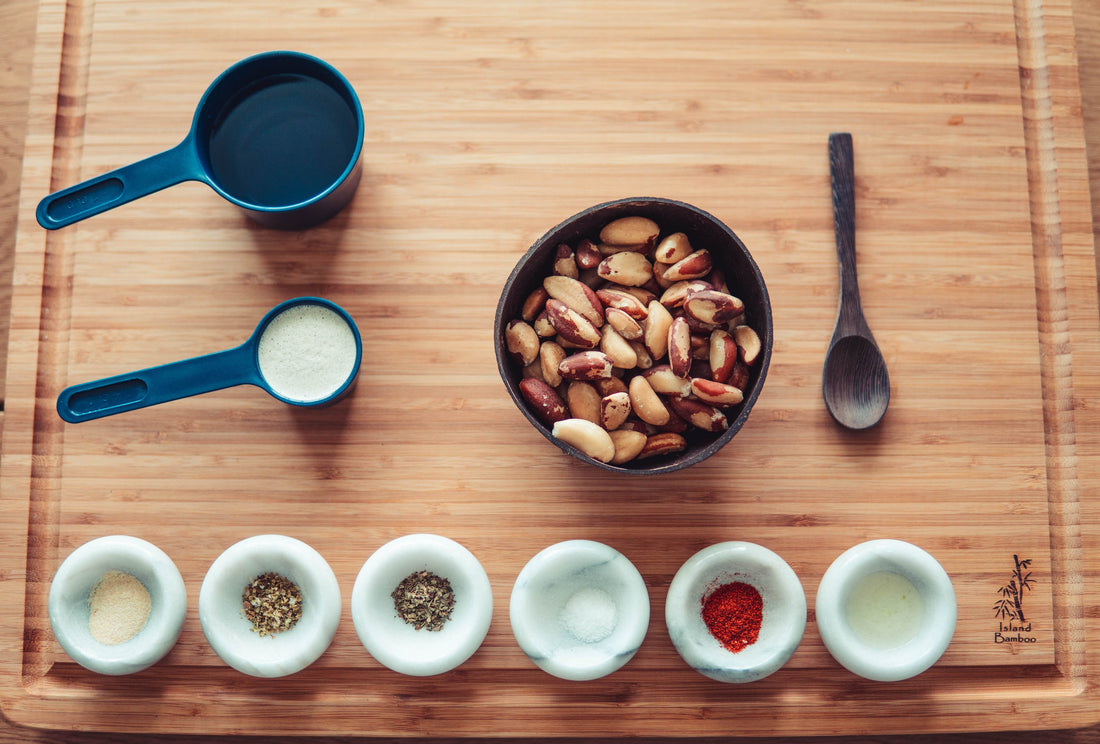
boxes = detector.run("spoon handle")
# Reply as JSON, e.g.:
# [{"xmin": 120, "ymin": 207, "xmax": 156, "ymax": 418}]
[
  {"xmin": 56, "ymin": 343, "xmax": 258, "ymax": 423},
  {"xmin": 828, "ymin": 132, "xmax": 868, "ymax": 336}
]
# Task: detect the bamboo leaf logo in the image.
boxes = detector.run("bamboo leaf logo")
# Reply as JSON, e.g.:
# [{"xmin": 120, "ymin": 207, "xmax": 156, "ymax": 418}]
[{"xmin": 994, "ymin": 555, "xmax": 1033, "ymax": 623}]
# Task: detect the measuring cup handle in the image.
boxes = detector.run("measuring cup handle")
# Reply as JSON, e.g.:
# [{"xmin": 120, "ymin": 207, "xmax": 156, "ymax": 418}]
[
  {"xmin": 57, "ymin": 344, "xmax": 257, "ymax": 423},
  {"xmin": 36, "ymin": 140, "xmax": 202, "ymax": 230}
]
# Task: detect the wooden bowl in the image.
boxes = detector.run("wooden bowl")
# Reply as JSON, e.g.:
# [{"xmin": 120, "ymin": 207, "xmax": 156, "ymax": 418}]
[{"xmin": 494, "ymin": 197, "xmax": 773, "ymax": 474}]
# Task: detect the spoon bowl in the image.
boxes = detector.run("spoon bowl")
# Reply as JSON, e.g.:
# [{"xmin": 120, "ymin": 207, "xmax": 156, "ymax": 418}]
[
  {"xmin": 823, "ymin": 334, "xmax": 890, "ymax": 430},
  {"xmin": 822, "ymin": 133, "xmax": 890, "ymax": 430}
]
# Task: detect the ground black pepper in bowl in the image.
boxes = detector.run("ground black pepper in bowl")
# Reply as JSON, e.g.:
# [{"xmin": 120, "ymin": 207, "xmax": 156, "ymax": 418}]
[
  {"xmin": 352, "ymin": 534, "xmax": 493, "ymax": 675},
  {"xmin": 392, "ymin": 570, "xmax": 455, "ymax": 631}
]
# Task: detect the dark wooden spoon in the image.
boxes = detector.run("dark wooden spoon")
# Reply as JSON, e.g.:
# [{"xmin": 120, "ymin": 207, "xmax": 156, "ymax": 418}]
[{"xmin": 822, "ymin": 133, "xmax": 890, "ymax": 430}]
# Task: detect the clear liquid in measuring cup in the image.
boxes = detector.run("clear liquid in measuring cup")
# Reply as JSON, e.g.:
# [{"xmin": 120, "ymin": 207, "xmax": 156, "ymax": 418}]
[{"xmin": 207, "ymin": 74, "xmax": 358, "ymax": 208}]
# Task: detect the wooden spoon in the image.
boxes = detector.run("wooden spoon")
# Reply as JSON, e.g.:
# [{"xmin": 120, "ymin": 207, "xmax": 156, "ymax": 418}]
[{"xmin": 822, "ymin": 133, "xmax": 890, "ymax": 430}]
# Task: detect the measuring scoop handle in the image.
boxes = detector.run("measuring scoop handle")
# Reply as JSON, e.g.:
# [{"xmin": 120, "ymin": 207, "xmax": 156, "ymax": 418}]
[
  {"xmin": 57, "ymin": 344, "xmax": 257, "ymax": 423},
  {"xmin": 36, "ymin": 140, "xmax": 201, "ymax": 230}
]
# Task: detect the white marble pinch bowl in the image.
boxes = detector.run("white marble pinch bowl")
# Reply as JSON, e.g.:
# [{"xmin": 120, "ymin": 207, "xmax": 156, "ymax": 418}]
[
  {"xmin": 48, "ymin": 535, "xmax": 186, "ymax": 675},
  {"xmin": 199, "ymin": 534, "xmax": 341, "ymax": 678},
  {"xmin": 666, "ymin": 541, "xmax": 806, "ymax": 683},
  {"xmin": 815, "ymin": 539, "xmax": 956, "ymax": 682},
  {"xmin": 510, "ymin": 540, "xmax": 650, "ymax": 681},
  {"xmin": 352, "ymin": 534, "xmax": 493, "ymax": 676}
]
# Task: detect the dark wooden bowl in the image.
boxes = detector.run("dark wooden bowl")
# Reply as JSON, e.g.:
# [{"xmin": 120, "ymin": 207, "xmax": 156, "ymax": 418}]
[{"xmin": 494, "ymin": 197, "xmax": 773, "ymax": 474}]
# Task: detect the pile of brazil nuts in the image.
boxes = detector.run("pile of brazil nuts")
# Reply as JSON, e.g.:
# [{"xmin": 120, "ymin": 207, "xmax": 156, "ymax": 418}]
[{"xmin": 505, "ymin": 215, "xmax": 762, "ymax": 465}]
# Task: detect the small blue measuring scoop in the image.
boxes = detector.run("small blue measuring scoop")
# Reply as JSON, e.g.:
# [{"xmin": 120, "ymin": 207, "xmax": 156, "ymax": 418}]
[
  {"xmin": 37, "ymin": 51, "xmax": 364, "ymax": 230},
  {"xmin": 57, "ymin": 297, "xmax": 362, "ymax": 423}
]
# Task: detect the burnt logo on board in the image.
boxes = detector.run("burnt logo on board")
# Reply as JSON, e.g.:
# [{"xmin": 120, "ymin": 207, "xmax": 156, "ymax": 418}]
[{"xmin": 993, "ymin": 554, "xmax": 1038, "ymax": 644}]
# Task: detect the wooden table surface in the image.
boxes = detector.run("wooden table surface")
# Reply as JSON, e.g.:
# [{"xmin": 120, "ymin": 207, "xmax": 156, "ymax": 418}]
[{"xmin": 1, "ymin": 1, "xmax": 1099, "ymax": 742}]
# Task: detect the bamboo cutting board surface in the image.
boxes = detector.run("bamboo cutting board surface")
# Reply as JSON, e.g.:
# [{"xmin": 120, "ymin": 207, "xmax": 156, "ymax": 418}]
[{"xmin": 2, "ymin": 0, "xmax": 1099, "ymax": 736}]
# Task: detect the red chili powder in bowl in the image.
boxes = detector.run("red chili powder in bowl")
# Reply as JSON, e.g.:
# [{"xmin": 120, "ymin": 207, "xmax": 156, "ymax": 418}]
[{"xmin": 701, "ymin": 580, "xmax": 763, "ymax": 653}]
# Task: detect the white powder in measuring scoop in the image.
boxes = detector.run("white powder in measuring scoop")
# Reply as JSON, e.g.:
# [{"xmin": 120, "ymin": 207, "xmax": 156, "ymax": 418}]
[{"xmin": 257, "ymin": 303, "xmax": 358, "ymax": 403}]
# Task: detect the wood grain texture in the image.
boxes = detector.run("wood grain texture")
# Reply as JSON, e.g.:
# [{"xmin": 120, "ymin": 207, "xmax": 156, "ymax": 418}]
[
  {"xmin": 0, "ymin": 0, "xmax": 36, "ymax": 408},
  {"xmin": 1, "ymin": 0, "xmax": 1099, "ymax": 739}
]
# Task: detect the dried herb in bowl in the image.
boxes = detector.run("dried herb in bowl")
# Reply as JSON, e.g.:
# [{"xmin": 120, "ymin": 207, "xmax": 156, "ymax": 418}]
[
  {"xmin": 242, "ymin": 571, "xmax": 303, "ymax": 637},
  {"xmin": 392, "ymin": 570, "xmax": 455, "ymax": 631}
]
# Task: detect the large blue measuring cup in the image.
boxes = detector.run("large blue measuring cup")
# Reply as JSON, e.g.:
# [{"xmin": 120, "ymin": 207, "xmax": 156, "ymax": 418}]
[{"xmin": 37, "ymin": 51, "xmax": 364, "ymax": 230}]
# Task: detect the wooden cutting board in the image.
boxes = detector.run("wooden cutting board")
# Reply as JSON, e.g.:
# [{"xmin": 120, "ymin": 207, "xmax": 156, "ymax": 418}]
[{"xmin": 2, "ymin": 0, "xmax": 1099, "ymax": 736}]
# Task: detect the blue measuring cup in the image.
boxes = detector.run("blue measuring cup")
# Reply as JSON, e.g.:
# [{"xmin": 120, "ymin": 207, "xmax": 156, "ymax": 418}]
[
  {"xmin": 37, "ymin": 51, "xmax": 364, "ymax": 231},
  {"xmin": 57, "ymin": 297, "xmax": 362, "ymax": 423}
]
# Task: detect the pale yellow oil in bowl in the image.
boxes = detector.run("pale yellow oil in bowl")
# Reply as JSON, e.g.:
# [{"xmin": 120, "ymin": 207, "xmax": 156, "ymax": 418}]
[{"xmin": 844, "ymin": 571, "xmax": 924, "ymax": 650}]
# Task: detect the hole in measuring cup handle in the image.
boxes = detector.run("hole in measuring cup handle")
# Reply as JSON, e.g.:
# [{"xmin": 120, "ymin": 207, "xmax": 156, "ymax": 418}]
[{"xmin": 64, "ymin": 377, "xmax": 149, "ymax": 416}]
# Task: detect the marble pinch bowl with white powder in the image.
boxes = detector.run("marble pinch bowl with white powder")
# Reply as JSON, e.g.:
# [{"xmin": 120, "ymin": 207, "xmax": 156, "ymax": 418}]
[
  {"xmin": 199, "ymin": 534, "xmax": 342, "ymax": 678},
  {"xmin": 665, "ymin": 541, "xmax": 807, "ymax": 684},
  {"xmin": 48, "ymin": 535, "xmax": 187, "ymax": 675},
  {"xmin": 815, "ymin": 539, "xmax": 956, "ymax": 682},
  {"xmin": 56, "ymin": 296, "xmax": 361, "ymax": 423},
  {"xmin": 351, "ymin": 534, "xmax": 494, "ymax": 676},
  {"xmin": 510, "ymin": 540, "xmax": 650, "ymax": 681}
]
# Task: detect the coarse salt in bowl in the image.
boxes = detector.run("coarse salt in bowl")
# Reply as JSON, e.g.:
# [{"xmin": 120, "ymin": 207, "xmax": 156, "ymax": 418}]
[
  {"xmin": 665, "ymin": 541, "xmax": 806, "ymax": 683},
  {"xmin": 509, "ymin": 540, "xmax": 650, "ymax": 681},
  {"xmin": 198, "ymin": 534, "xmax": 341, "ymax": 678},
  {"xmin": 351, "ymin": 534, "xmax": 493, "ymax": 676},
  {"xmin": 48, "ymin": 535, "xmax": 187, "ymax": 676}
]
